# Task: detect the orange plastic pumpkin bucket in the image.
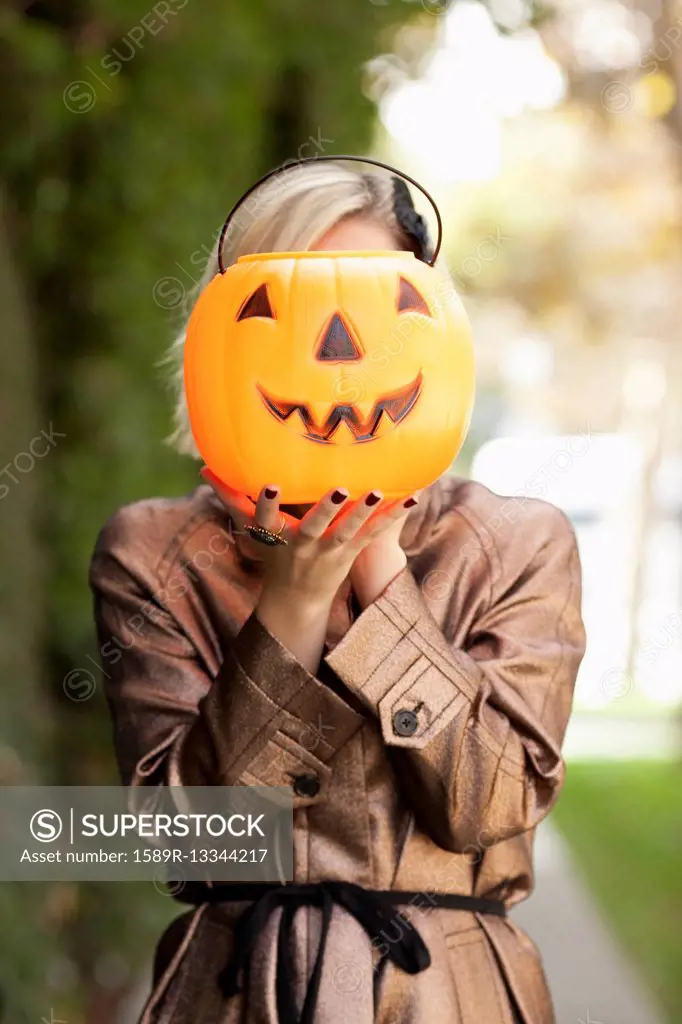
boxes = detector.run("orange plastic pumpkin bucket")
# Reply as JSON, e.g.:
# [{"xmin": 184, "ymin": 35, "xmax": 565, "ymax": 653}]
[{"xmin": 183, "ymin": 157, "xmax": 475, "ymax": 503}]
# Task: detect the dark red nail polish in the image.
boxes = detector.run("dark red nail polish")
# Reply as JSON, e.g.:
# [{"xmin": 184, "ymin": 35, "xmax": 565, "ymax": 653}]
[
  {"xmin": 331, "ymin": 489, "xmax": 348, "ymax": 505},
  {"xmin": 404, "ymin": 497, "xmax": 418, "ymax": 508},
  {"xmin": 365, "ymin": 491, "xmax": 381, "ymax": 507},
  {"xmin": 264, "ymin": 488, "xmax": 278, "ymax": 499}
]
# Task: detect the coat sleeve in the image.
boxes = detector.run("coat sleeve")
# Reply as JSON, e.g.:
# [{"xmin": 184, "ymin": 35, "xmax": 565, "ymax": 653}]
[
  {"xmin": 324, "ymin": 501, "xmax": 586, "ymax": 853},
  {"xmin": 89, "ymin": 511, "xmax": 364, "ymax": 806}
]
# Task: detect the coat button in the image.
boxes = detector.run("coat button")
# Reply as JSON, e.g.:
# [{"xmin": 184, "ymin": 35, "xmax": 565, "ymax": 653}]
[
  {"xmin": 292, "ymin": 774, "xmax": 320, "ymax": 798},
  {"xmin": 393, "ymin": 708, "xmax": 419, "ymax": 737}
]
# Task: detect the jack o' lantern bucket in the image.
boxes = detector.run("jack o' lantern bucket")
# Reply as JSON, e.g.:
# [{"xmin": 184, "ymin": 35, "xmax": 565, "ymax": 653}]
[{"xmin": 184, "ymin": 157, "xmax": 475, "ymax": 504}]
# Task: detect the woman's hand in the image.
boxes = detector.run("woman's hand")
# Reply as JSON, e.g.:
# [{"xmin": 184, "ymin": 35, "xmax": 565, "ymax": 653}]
[
  {"xmin": 350, "ymin": 524, "xmax": 408, "ymax": 610},
  {"xmin": 350, "ymin": 487, "xmax": 424, "ymax": 608},
  {"xmin": 200, "ymin": 468, "xmax": 417, "ymax": 671}
]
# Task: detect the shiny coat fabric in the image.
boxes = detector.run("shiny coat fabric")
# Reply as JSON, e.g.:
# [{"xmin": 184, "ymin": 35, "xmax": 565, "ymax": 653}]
[{"xmin": 89, "ymin": 475, "xmax": 586, "ymax": 1024}]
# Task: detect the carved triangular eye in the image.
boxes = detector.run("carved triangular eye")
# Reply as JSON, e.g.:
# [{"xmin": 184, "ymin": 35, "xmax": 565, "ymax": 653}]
[
  {"xmin": 236, "ymin": 283, "xmax": 275, "ymax": 321},
  {"xmin": 397, "ymin": 276, "xmax": 430, "ymax": 316}
]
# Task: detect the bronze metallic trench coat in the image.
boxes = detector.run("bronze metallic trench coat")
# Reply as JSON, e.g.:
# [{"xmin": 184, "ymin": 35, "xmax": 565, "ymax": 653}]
[{"xmin": 89, "ymin": 474, "xmax": 586, "ymax": 1024}]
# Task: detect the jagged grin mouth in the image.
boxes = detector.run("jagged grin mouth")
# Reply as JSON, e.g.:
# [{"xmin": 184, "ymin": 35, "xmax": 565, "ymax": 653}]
[{"xmin": 257, "ymin": 372, "xmax": 423, "ymax": 444}]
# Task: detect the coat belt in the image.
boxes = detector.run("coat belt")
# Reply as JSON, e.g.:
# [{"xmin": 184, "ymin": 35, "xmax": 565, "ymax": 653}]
[{"xmin": 177, "ymin": 881, "xmax": 506, "ymax": 1024}]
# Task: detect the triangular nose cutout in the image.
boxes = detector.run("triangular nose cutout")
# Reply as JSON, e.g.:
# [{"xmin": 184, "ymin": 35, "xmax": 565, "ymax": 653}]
[{"xmin": 315, "ymin": 313, "xmax": 362, "ymax": 361}]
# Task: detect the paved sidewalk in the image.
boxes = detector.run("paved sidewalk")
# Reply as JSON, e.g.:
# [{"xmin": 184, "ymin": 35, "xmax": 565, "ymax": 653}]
[{"xmin": 512, "ymin": 821, "xmax": 664, "ymax": 1024}]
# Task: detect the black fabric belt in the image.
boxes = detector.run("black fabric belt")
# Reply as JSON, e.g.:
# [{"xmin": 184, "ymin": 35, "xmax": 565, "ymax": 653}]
[{"xmin": 177, "ymin": 880, "xmax": 506, "ymax": 1024}]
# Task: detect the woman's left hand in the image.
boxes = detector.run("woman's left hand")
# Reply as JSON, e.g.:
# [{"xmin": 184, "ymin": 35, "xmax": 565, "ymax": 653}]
[{"xmin": 350, "ymin": 493, "xmax": 421, "ymax": 608}]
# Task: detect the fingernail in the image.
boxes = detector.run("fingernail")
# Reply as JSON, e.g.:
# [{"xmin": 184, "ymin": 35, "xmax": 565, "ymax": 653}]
[
  {"xmin": 365, "ymin": 491, "xmax": 382, "ymax": 507},
  {"xmin": 331, "ymin": 489, "xmax": 348, "ymax": 505},
  {"xmin": 404, "ymin": 496, "xmax": 418, "ymax": 508},
  {"xmin": 264, "ymin": 487, "xmax": 278, "ymax": 499}
]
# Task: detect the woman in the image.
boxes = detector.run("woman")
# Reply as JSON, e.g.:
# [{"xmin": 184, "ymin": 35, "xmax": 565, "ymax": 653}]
[{"xmin": 89, "ymin": 159, "xmax": 586, "ymax": 1024}]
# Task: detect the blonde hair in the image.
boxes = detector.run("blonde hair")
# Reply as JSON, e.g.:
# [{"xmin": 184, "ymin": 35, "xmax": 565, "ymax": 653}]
[{"xmin": 165, "ymin": 159, "xmax": 428, "ymax": 457}]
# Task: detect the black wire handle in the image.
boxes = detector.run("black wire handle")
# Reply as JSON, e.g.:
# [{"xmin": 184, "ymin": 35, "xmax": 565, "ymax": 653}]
[{"xmin": 216, "ymin": 154, "xmax": 443, "ymax": 274}]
